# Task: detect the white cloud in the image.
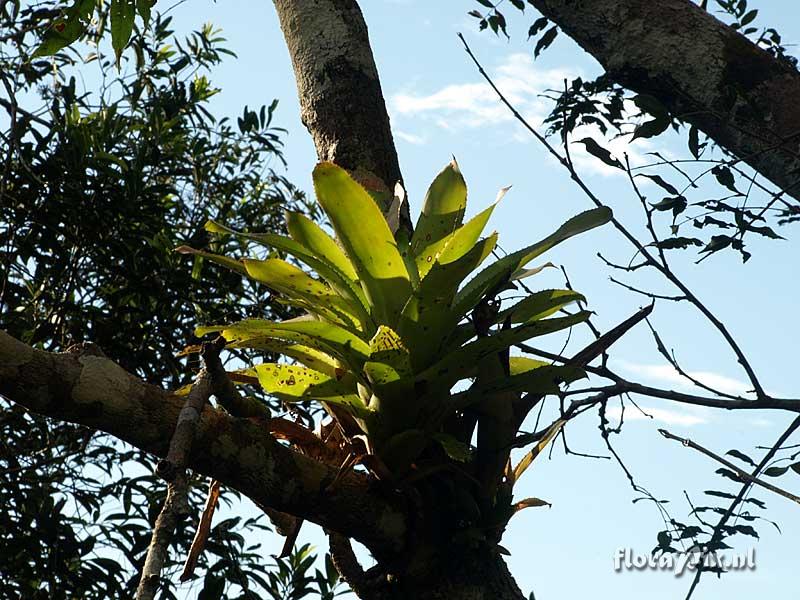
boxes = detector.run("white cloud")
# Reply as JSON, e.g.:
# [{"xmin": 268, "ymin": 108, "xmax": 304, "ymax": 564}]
[
  {"xmin": 606, "ymin": 405, "xmax": 708, "ymax": 427},
  {"xmin": 389, "ymin": 53, "xmax": 655, "ymax": 177},
  {"xmin": 391, "ymin": 53, "xmax": 569, "ymax": 130},
  {"xmin": 395, "ymin": 130, "xmax": 427, "ymax": 145},
  {"xmin": 614, "ymin": 360, "xmax": 753, "ymax": 397}
]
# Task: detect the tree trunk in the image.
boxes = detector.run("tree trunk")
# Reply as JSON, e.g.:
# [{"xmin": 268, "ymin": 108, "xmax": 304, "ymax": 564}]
[
  {"xmin": 331, "ymin": 539, "xmax": 527, "ymax": 600},
  {"xmin": 271, "ymin": 0, "xmax": 411, "ymax": 227},
  {"xmin": 530, "ymin": 0, "xmax": 800, "ymax": 201}
]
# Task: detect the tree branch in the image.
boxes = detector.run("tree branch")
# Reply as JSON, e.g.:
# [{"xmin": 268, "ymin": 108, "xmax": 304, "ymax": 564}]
[
  {"xmin": 659, "ymin": 429, "xmax": 800, "ymax": 506},
  {"xmin": 271, "ymin": 0, "xmax": 411, "ymax": 231},
  {"xmin": 527, "ymin": 0, "xmax": 800, "ymax": 201},
  {"xmin": 0, "ymin": 330, "xmax": 407, "ymax": 560}
]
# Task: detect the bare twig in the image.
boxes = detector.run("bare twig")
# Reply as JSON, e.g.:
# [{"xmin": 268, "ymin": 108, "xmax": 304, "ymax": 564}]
[
  {"xmin": 683, "ymin": 415, "xmax": 800, "ymax": 600},
  {"xmin": 135, "ymin": 473, "xmax": 191, "ymax": 600},
  {"xmin": 659, "ymin": 429, "xmax": 800, "ymax": 506},
  {"xmin": 136, "ymin": 366, "xmax": 212, "ymax": 600}
]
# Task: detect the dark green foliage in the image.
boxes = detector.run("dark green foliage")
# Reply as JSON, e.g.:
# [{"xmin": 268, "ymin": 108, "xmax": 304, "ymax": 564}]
[{"xmin": 0, "ymin": 4, "xmax": 339, "ymax": 598}]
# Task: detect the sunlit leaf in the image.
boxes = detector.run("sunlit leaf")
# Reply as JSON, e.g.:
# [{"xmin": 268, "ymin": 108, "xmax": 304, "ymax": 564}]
[{"xmin": 313, "ymin": 163, "xmax": 411, "ymax": 326}]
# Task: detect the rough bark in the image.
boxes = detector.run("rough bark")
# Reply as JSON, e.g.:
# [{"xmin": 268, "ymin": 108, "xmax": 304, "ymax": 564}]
[
  {"xmin": 529, "ymin": 0, "xmax": 800, "ymax": 200},
  {"xmin": 329, "ymin": 537, "xmax": 527, "ymax": 600},
  {"xmin": 271, "ymin": 0, "xmax": 411, "ymax": 228},
  {"xmin": 0, "ymin": 330, "xmax": 407, "ymax": 560}
]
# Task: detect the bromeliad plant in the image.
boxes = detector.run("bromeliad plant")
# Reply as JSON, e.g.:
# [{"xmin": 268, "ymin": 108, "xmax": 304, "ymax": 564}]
[{"xmin": 183, "ymin": 160, "xmax": 610, "ymax": 517}]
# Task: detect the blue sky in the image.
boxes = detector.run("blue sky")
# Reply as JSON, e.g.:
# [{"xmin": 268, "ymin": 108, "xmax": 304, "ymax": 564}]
[{"xmin": 119, "ymin": 1, "xmax": 800, "ymax": 597}]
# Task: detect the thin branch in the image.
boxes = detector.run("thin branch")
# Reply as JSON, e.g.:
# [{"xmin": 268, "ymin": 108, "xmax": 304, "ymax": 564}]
[
  {"xmin": 515, "ymin": 343, "xmax": 800, "ymax": 412},
  {"xmin": 608, "ymin": 276, "xmax": 686, "ymax": 301},
  {"xmin": 684, "ymin": 416, "xmax": 800, "ymax": 599},
  {"xmin": 659, "ymin": 429, "xmax": 800, "ymax": 506},
  {"xmin": 134, "ymin": 473, "xmax": 191, "ymax": 600},
  {"xmin": 136, "ymin": 366, "xmax": 212, "ymax": 600}
]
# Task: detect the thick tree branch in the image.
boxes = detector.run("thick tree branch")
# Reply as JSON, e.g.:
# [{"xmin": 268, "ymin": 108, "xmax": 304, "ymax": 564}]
[
  {"xmin": 271, "ymin": 0, "xmax": 411, "ymax": 230},
  {"xmin": 0, "ymin": 330, "xmax": 407, "ymax": 559},
  {"xmin": 528, "ymin": 0, "xmax": 800, "ymax": 201}
]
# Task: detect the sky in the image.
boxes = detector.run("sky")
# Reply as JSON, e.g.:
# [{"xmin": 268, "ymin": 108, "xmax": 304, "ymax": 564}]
[{"xmin": 96, "ymin": 1, "xmax": 800, "ymax": 597}]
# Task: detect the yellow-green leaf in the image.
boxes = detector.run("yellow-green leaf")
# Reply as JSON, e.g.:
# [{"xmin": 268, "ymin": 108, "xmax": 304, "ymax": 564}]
[
  {"xmin": 398, "ymin": 233, "xmax": 498, "ymax": 370},
  {"xmin": 196, "ymin": 319, "xmax": 370, "ymax": 374},
  {"xmin": 253, "ymin": 364, "xmax": 368, "ymax": 418},
  {"xmin": 226, "ymin": 337, "xmax": 339, "ymax": 377},
  {"xmin": 313, "ymin": 163, "xmax": 411, "ymax": 326},
  {"xmin": 453, "ymin": 207, "xmax": 611, "ymax": 319},
  {"xmin": 428, "ymin": 186, "xmax": 506, "ymax": 273},
  {"xmin": 513, "ymin": 420, "xmax": 565, "ymax": 483},
  {"xmin": 499, "ymin": 289, "xmax": 586, "ymax": 324},
  {"xmin": 204, "ymin": 220, "xmax": 368, "ymax": 320},
  {"xmin": 411, "ymin": 160, "xmax": 467, "ymax": 266},
  {"xmin": 509, "ymin": 356, "xmax": 549, "ymax": 375},
  {"xmin": 175, "ymin": 246, "xmax": 247, "ymax": 274},
  {"xmin": 286, "ymin": 211, "xmax": 358, "ymax": 281},
  {"xmin": 243, "ymin": 258, "xmax": 361, "ymax": 327}
]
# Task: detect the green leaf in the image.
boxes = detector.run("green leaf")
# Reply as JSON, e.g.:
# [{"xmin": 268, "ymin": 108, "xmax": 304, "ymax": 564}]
[
  {"xmin": 711, "ymin": 165, "xmax": 740, "ymax": 194},
  {"xmin": 110, "ymin": 0, "xmax": 135, "ymax": 63},
  {"xmin": 631, "ymin": 116, "xmax": 671, "ymax": 141},
  {"xmin": 632, "ymin": 94, "xmax": 669, "ymax": 119},
  {"xmin": 688, "ymin": 125, "xmax": 702, "ymax": 159},
  {"xmin": 651, "ymin": 195, "xmax": 687, "ymax": 217},
  {"xmin": 655, "ymin": 237, "xmax": 703, "ymax": 250},
  {"xmin": 453, "ymin": 207, "xmax": 612, "ymax": 319},
  {"xmin": 725, "ymin": 449, "xmax": 756, "ymax": 467},
  {"xmin": 432, "ymin": 433, "xmax": 472, "ymax": 462},
  {"xmin": 399, "ymin": 233, "xmax": 498, "ymax": 369},
  {"xmin": 499, "ymin": 289, "xmax": 585, "ymax": 324},
  {"xmin": 639, "ymin": 174, "xmax": 679, "ymax": 196},
  {"xmin": 420, "ymin": 311, "xmax": 590, "ymax": 394},
  {"xmin": 534, "ymin": 26, "xmax": 558, "ymax": 58},
  {"xmin": 243, "ymin": 258, "xmax": 362, "ymax": 328},
  {"xmin": 175, "ymin": 246, "xmax": 247, "ymax": 274},
  {"xmin": 285, "ymin": 211, "xmax": 358, "ymax": 281},
  {"xmin": 576, "ymin": 138, "xmax": 623, "ymax": 170},
  {"xmin": 453, "ymin": 364, "xmax": 585, "ymax": 411},
  {"xmin": 763, "ymin": 466, "xmax": 788, "ymax": 478},
  {"xmin": 33, "ymin": 16, "xmax": 85, "ymax": 57},
  {"xmin": 253, "ymin": 364, "xmax": 369, "ymax": 418},
  {"xmin": 528, "ymin": 16, "xmax": 549, "ymax": 40},
  {"xmin": 411, "ymin": 161, "xmax": 467, "ymax": 269},
  {"xmin": 136, "ymin": 0, "xmax": 153, "ymax": 24},
  {"xmin": 196, "ymin": 319, "xmax": 370, "ymax": 374},
  {"xmin": 740, "ymin": 9, "xmax": 758, "ymax": 26},
  {"xmin": 204, "ymin": 219, "xmax": 368, "ymax": 320},
  {"xmin": 313, "ymin": 163, "xmax": 411, "ymax": 326},
  {"xmin": 434, "ymin": 188, "xmax": 505, "ymax": 268}
]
